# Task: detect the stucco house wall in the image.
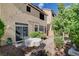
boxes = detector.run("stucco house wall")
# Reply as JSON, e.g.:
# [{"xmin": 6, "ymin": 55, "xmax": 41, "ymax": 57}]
[
  {"xmin": 0, "ymin": 3, "xmax": 47, "ymax": 45},
  {"xmin": 43, "ymin": 9, "xmax": 55, "ymax": 55},
  {"xmin": 43, "ymin": 9, "xmax": 55, "ymax": 36}
]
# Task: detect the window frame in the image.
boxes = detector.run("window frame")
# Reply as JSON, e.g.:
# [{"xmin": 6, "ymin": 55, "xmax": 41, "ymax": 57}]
[
  {"xmin": 40, "ymin": 13, "xmax": 44, "ymax": 20},
  {"xmin": 39, "ymin": 25, "xmax": 44, "ymax": 32},
  {"xmin": 26, "ymin": 6, "xmax": 31, "ymax": 12},
  {"xmin": 15, "ymin": 23, "xmax": 28, "ymax": 43},
  {"xmin": 35, "ymin": 25, "xmax": 38, "ymax": 32}
]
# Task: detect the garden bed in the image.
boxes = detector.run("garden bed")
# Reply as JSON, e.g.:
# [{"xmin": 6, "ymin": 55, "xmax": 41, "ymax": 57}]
[
  {"xmin": 0, "ymin": 45, "xmax": 24, "ymax": 56},
  {"xmin": 0, "ymin": 40, "xmax": 47, "ymax": 56}
]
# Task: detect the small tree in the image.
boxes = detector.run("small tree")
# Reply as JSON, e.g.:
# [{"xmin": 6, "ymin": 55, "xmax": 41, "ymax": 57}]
[
  {"xmin": 52, "ymin": 4, "xmax": 79, "ymax": 50},
  {"xmin": 52, "ymin": 3, "xmax": 65, "ymax": 48},
  {"xmin": 0, "ymin": 18, "xmax": 5, "ymax": 46}
]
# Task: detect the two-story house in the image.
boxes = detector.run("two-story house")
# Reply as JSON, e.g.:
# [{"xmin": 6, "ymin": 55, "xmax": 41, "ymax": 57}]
[{"xmin": 0, "ymin": 3, "xmax": 47, "ymax": 45}]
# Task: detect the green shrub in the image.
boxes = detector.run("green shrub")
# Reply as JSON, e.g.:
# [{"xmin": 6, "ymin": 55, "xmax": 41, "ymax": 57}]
[
  {"xmin": 74, "ymin": 39, "xmax": 79, "ymax": 49},
  {"xmin": 29, "ymin": 32, "xmax": 44, "ymax": 38},
  {"xmin": 0, "ymin": 18, "xmax": 5, "ymax": 46},
  {"xmin": 69, "ymin": 33, "xmax": 79, "ymax": 49},
  {"xmin": 54, "ymin": 35, "xmax": 64, "ymax": 49},
  {"xmin": 0, "ymin": 19, "xmax": 5, "ymax": 38}
]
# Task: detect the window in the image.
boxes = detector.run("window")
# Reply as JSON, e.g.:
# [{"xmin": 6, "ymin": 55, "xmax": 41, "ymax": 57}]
[
  {"xmin": 39, "ymin": 25, "xmax": 44, "ymax": 32},
  {"xmin": 26, "ymin": 6, "xmax": 31, "ymax": 12},
  {"xmin": 35, "ymin": 25, "xmax": 38, "ymax": 32},
  {"xmin": 40, "ymin": 13, "xmax": 44, "ymax": 20}
]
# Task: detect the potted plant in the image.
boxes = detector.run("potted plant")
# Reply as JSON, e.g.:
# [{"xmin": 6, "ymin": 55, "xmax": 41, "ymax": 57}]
[{"xmin": 6, "ymin": 38, "xmax": 13, "ymax": 45}]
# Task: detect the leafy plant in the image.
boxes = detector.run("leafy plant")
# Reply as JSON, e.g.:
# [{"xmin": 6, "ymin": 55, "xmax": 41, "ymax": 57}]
[
  {"xmin": 29, "ymin": 32, "xmax": 44, "ymax": 38},
  {"xmin": 0, "ymin": 18, "xmax": 5, "ymax": 46},
  {"xmin": 52, "ymin": 3, "xmax": 79, "ymax": 49},
  {"xmin": 0, "ymin": 19, "xmax": 5, "ymax": 38},
  {"xmin": 6, "ymin": 38, "xmax": 13, "ymax": 45},
  {"xmin": 52, "ymin": 4, "xmax": 66, "ymax": 48},
  {"xmin": 54, "ymin": 35, "xmax": 64, "ymax": 49}
]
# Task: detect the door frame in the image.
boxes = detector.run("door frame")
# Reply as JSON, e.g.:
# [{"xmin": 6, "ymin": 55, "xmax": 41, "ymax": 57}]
[{"xmin": 15, "ymin": 23, "xmax": 28, "ymax": 44}]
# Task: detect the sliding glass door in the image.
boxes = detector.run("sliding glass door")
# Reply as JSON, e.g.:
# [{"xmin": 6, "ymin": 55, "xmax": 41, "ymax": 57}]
[{"xmin": 16, "ymin": 23, "xmax": 28, "ymax": 43}]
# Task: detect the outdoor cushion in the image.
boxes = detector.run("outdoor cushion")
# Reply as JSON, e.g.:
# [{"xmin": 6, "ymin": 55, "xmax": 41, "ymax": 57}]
[{"xmin": 25, "ymin": 38, "xmax": 42, "ymax": 47}]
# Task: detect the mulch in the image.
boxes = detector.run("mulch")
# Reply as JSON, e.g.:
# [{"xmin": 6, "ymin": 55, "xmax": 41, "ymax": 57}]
[
  {"xmin": 0, "ymin": 43, "xmax": 46, "ymax": 56},
  {"xmin": 21, "ymin": 46, "xmax": 38, "ymax": 54},
  {"xmin": 0, "ymin": 45, "xmax": 24, "ymax": 56}
]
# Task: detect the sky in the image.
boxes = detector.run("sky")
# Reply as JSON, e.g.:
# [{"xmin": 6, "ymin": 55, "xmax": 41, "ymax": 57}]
[{"xmin": 33, "ymin": 3, "xmax": 71, "ymax": 14}]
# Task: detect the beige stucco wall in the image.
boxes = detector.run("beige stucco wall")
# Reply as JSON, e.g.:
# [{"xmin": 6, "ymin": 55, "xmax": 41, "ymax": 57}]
[
  {"xmin": 43, "ymin": 9, "xmax": 54, "ymax": 36},
  {"xmin": 0, "ymin": 3, "xmax": 47, "ymax": 45},
  {"xmin": 43, "ymin": 9, "xmax": 53, "ymax": 24},
  {"xmin": 43, "ymin": 9, "xmax": 55, "ymax": 55}
]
